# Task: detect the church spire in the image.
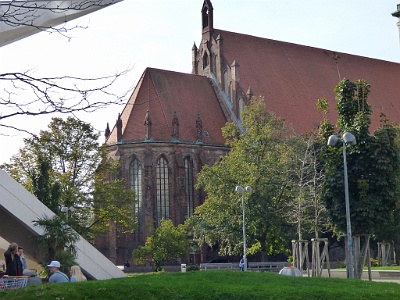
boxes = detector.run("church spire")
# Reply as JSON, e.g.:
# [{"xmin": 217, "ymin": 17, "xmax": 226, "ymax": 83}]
[
  {"xmin": 192, "ymin": 42, "xmax": 198, "ymax": 74},
  {"xmin": 105, "ymin": 122, "xmax": 110, "ymax": 142},
  {"xmin": 116, "ymin": 113, "xmax": 123, "ymax": 143},
  {"xmin": 201, "ymin": 0, "xmax": 214, "ymax": 39},
  {"xmin": 392, "ymin": 5, "xmax": 400, "ymax": 45}
]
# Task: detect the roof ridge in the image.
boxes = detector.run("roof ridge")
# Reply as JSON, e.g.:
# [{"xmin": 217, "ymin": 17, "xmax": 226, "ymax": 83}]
[{"xmin": 215, "ymin": 28, "xmax": 399, "ymax": 64}]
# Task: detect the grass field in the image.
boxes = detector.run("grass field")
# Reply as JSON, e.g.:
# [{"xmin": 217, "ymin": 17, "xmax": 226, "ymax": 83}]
[{"xmin": 1, "ymin": 270, "xmax": 400, "ymax": 300}]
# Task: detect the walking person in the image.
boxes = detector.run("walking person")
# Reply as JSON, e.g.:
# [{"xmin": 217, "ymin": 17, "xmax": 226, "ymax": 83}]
[
  {"xmin": 239, "ymin": 257, "xmax": 245, "ymax": 271},
  {"xmin": 47, "ymin": 261, "xmax": 69, "ymax": 283}
]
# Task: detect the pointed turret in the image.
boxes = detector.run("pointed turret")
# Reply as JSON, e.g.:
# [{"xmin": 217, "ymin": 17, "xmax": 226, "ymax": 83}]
[
  {"xmin": 192, "ymin": 42, "xmax": 198, "ymax": 74},
  {"xmin": 105, "ymin": 123, "xmax": 110, "ymax": 142},
  {"xmin": 392, "ymin": 4, "xmax": 400, "ymax": 45},
  {"xmin": 201, "ymin": 0, "xmax": 214, "ymax": 40},
  {"xmin": 116, "ymin": 113, "xmax": 123, "ymax": 143}
]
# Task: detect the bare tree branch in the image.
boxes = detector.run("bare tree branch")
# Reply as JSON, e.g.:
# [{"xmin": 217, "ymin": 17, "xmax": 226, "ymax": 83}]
[
  {"xmin": 0, "ymin": 1, "xmax": 131, "ymax": 137},
  {"xmin": 0, "ymin": 67, "xmax": 134, "ymax": 134},
  {"xmin": 1, "ymin": 0, "xmax": 122, "ymax": 41}
]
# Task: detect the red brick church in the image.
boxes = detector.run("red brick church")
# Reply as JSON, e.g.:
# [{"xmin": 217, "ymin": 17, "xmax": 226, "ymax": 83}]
[{"xmin": 95, "ymin": 1, "xmax": 400, "ymax": 264}]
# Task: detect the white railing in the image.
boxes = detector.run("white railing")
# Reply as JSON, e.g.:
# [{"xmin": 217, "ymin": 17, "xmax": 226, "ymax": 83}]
[
  {"xmin": 200, "ymin": 263, "xmax": 234, "ymax": 271},
  {"xmin": 200, "ymin": 261, "xmax": 290, "ymax": 271}
]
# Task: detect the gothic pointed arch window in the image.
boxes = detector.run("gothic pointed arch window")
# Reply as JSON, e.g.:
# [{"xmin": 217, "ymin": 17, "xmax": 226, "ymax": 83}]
[
  {"xmin": 184, "ymin": 156, "xmax": 194, "ymax": 218},
  {"xmin": 203, "ymin": 52, "xmax": 209, "ymax": 69},
  {"xmin": 130, "ymin": 157, "xmax": 142, "ymax": 235},
  {"xmin": 156, "ymin": 156, "xmax": 170, "ymax": 223}
]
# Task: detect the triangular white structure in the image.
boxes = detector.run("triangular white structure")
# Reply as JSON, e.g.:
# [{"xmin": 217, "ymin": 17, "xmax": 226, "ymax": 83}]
[
  {"xmin": 0, "ymin": 169, "xmax": 125, "ymax": 280},
  {"xmin": 0, "ymin": 0, "xmax": 123, "ymax": 47}
]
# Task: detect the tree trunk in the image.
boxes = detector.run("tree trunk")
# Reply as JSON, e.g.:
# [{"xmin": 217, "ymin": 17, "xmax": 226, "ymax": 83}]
[
  {"xmin": 353, "ymin": 234, "xmax": 370, "ymax": 280},
  {"xmin": 393, "ymin": 234, "xmax": 400, "ymax": 265},
  {"xmin": 260, "ymin": 238, "xmax": 268, "ymax": 262}
]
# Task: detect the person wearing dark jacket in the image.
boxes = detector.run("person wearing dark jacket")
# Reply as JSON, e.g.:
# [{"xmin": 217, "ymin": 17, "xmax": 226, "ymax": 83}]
[{"xmin": 4, "ymin": 242, "xmax": 22, "ymax": 276}]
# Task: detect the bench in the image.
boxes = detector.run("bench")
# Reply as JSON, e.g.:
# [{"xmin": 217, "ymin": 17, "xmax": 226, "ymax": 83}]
[
  {"xmin": 200, "ymin": 261, "xmax": 290, "ymax": 272},
  {"xmin": 200, "ymin": 263, "xmax": 234, "ymax": 271},
  {"xmin": 379, "ymin": 271, "xmax": 400, "ymax": 278},
  {"xmin": 247, "ymin": 262, "xmax": 290, "ymax": 272}
]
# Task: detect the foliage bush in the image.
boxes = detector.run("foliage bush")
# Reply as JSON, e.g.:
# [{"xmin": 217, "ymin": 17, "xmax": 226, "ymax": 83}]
[
  {"xmin": 370, "ymin": 258, "xmax": 379, "ymax": 267},
  {"xmin": 132, "ymin": 219, "xmax": 189, "ymax": 272},
  {"xmin": 186, "ymin": 264, "xmax": 200, "ymax": 271}
]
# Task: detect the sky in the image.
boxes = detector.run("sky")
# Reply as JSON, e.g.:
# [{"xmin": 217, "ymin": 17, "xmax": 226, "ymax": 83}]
[{"xmin": 1, "ymin": 0, "xmax": 400, "ymax": 163}]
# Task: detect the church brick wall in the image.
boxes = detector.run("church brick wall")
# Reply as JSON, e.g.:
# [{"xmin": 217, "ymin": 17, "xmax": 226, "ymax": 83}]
[{"xmin": 95, "ymin": 141, "xmax": 228, "ymax": 265}]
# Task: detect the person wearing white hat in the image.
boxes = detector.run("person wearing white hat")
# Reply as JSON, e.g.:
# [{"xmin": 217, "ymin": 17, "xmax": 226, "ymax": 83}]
[{"xmin": 47, "ymin": 261, "xmax": 69, "ymax": 283}]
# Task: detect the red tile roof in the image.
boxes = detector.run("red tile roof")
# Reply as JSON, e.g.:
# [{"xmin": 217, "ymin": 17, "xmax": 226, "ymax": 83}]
[
  {"xmin": 106, "ymin": 68, "xmax": 227, "ymax": 145},
  {"xmin": 216, "ymin": 29, "xmax": 400, "ymax": 133},
  {"xmin": 108, "ymin": 29, "xmax": 400, "ymax": 146}
]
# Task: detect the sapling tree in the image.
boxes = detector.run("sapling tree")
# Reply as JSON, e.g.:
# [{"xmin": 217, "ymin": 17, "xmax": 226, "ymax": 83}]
[
  {"xmin": 321, "ymin": 79, "xmax": 400, "ymax": 278},
  {"xmin": 132, "ymin": 219, "xmax": 189, "ymax": 272}
]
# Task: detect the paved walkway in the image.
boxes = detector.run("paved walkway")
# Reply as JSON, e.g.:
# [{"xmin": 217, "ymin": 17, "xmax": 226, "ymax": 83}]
[{"xmin": 318, "ymin": 269, "xmax": 400, "ymax": 283}]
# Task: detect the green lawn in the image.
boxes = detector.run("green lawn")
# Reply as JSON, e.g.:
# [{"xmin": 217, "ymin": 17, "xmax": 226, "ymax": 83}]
[
  {"xmin": 1, "ymin": 271, "xmax": 400, "ymax": 300},
  {"xmin": 369, "ymin": 266, "xmax": 400, "ymax": 270}
]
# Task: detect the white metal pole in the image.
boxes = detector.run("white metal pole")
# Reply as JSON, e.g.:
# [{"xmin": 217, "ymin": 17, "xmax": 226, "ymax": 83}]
[
  {"xmin": 242, "ymin": 191, "xmax": 247, "ymax": 271},
  {"xmin": 343, "ymin": 142, "xmax": 354, "ymax": 278}
]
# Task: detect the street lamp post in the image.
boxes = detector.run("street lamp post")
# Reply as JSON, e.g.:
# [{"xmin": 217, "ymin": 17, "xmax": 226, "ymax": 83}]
[
  {"xmin": 235, "ymin": 185, "xmax": 252, "ymax": 271},
  {"xmin": 60, "ymin": 206, "xmax": 75, "ymax": 220},
  {"xmin": 327, "ymin": 132, "xmax": 356, "ymax": 279}
]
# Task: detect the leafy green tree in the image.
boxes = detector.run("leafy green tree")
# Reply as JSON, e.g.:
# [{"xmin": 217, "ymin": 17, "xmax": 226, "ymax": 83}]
[
  {"xmin": 31, "ymin": 155, "xmax": 63, "ymax": 213},
  {"xmin": 1, "ymin": 117, "xmax": 101, "ymax": 207},
  {"xmin": 1, "ymin": 117, "xmax": 136, "ymax": 239},
  {"xmin": 1, "ymin": 150, "xmax": 62, "ymax": 213},
  {"xmin": 91, "ymin": 159, "xmax": 136, "ymax": 236},
  {"xmin": 321, "ymin": 79, "xmax": 400, "ymax": 236},
  {"xmin": 320, "ymin": 79, "xmax": 400, "ymax": 276},
  {"xmin": 132, "ymin": 219, "xmax": 189, "ymax": 272},
  {"xmin": 190, "ymin": 97, "xmax": 296, "ymax": 261}
]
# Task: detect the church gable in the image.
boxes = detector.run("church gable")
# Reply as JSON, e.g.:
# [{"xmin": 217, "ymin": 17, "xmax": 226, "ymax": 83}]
[{"xmin": 106, "ymin": 68, "xmax": 228, "ymax": 146}]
